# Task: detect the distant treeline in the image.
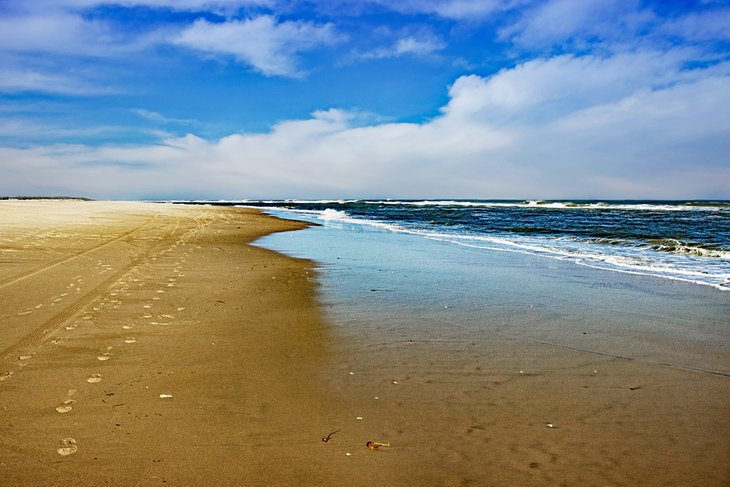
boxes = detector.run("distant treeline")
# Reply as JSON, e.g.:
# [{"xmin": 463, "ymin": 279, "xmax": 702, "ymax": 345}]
[{"xmin": 0, "ymin": 196, "xmax": 94, "ymax": 201}]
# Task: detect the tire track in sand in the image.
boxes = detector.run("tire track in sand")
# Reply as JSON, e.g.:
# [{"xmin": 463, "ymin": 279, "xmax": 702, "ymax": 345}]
[
  {"xmin": 0, "ymin": 214, "xmax": 158, "ymax": 290},
  {"xmin": 0, "ymin": 214, "xmax": 186, "ymax": 367}
]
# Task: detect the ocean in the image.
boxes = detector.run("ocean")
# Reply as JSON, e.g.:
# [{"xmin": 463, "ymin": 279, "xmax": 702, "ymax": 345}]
[{"xmin": 238, "ymin": 200, "xmax": 730, "ymax": 292}]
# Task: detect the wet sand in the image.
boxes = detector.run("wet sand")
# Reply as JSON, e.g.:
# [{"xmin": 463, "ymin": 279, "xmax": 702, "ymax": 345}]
[{"xmin": 1, "ymin": 200, "xmax": 728, "ymax": 486}]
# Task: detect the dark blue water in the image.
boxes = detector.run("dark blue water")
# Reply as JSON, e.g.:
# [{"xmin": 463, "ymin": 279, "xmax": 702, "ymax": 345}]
[{"xmin": 232, "ymin": 199, "xmax": 730, "ymax": 291}]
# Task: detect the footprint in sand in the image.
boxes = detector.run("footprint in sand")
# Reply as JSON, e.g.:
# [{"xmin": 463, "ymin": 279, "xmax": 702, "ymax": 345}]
[
  {"xmin": 87, "ymin": 374, "xmax": 102, "ymax": 383},
  {"xmin": 65, "ymin": 323, "xmax": 78, "ymax": 331},
  {"xmin": 143, "ymin": 304, "xmax": 152, "ymax": 309},
  {"xmin": 17, "ymin": 310, "xmax": 33, "ymax": 316},
  {"xmin": 122, "ymin": 324, "xmax": 134, "ymax": 330},
  {"xmin": 55, "ymin": 399, "xmax": 75, "ymax": 414},
  {"xmin": 57, "ymin": 438, "xmax": 78, "ymax": 456},
  {"xmin": 18, "ymin": 355, "xmax": 32, "ymax": 361},
  {"xmin": 124, "ymin": 337, "xmax": 137, "ymax": 344},
  {"xmin": 156, "ymin": 290, "xmax": 165, "ymax": 294},
  {"xmin": 97, "ymin": 353, "xmax": 111, "ymax": 361}
]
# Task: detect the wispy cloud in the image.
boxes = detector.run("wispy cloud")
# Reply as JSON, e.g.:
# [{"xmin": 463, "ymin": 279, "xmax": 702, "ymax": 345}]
[
  {"xmin": 500, "ymin": 0, "xmax": 730, "ymax": 52},
  {"xmin": 174, "ymin": 16, "xmax": 340, "ymax": 77},
  {"xmin": 0, "ymin": 119, "xmax": 130, "ymax": 140},
  {"xmin": 0, "ymin": 12, "xmax": 117, "ymax": 56},
  {"xmin": 6, "ymin": 0, "xmax": 274, "ymax": 14},
  {"xmin": 0, "ymin": 68, "xmax": 115, "ymax": 95},
  {"xmin": 130, "ymin": 109, "xmax": 198, "ymax": 126},
  {"xmin": 659, "ymin": 7, "xmax": 730, "ymax": 41},
  {"xmin": 426, "ymin": 0, "xmax": 524, "ymax": 20},
  {"xmin": 359, "ymin": 0, "xmax": 523, "ymax": 20},
  {"xmin": 357, "ymin": 33, "xmax": 445, "ymax": 60},
  {"xmin": 500, "ymin": 0, "xmax": 653, "ymax": 49}
]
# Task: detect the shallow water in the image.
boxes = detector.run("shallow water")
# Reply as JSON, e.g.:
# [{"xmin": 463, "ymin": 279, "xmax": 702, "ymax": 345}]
[{"xmin": 256, "ymin": 209, "xmax": 729, "ymax": 375}]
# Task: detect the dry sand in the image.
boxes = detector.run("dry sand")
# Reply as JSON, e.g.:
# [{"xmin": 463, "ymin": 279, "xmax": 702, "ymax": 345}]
[
  {"xmin": 0, "ymin": 201, "xmax": 354, "ymax": 485},
  {"xmin": 1, "ymin": 200, "xmax": 728, "ymax": 486}
]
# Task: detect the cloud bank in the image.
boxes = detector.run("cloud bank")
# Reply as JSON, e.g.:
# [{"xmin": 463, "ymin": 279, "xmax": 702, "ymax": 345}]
[{"xmin": 2, "ymin": 49, "xmax": 728, "ymax": 199}]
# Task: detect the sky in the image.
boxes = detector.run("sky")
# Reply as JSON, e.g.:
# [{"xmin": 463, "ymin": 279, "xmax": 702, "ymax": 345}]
[{"xmin": 0, "ymin": 0, "xmax": 728, "ymax": 200}]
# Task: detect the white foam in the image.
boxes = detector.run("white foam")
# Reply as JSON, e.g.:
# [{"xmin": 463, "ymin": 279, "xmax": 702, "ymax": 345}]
[
  {"xmin": 362, "ymin": 200, "xmax": 728, "ymax": 212},
  {"xmin": 320, "ymin": 209, "xmax": 350, "ymax": 220}
]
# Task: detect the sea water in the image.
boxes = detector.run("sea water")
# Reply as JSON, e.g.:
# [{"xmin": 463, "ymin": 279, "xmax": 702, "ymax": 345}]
[
  {"xmin": 244, "ymin": 200, "xmax": 730, "ymax": 292},
  {"xmin": 252, "ymin": 203, "xmax": 729, "ymax": 375}
]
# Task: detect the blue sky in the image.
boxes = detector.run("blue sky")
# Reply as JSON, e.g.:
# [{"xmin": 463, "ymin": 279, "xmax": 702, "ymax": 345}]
[{"xmin": 0, "ymin": 0, "xmax": 728, "ymax": 199}]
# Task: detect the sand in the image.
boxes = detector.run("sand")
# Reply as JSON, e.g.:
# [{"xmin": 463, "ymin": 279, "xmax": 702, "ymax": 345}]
[
  {"xmin": 1, "ymin": 200, "xmax": 728, "ymax": 486},
  {"xmin": 0, "ymin": 201, "xmax": 353, "ymax": 485}
]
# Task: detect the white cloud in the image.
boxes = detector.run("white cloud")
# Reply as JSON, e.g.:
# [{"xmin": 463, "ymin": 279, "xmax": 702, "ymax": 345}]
[
  {"xmin": 130, "ymin": 109, "xmax": 198, "ymax": 126},
  {"xmin": 430, "ymin": 0, "xmax": 522, "ymax": 19},
  {"xmin": 394, "ymin": 36, "xmax": 444, "ymax": 56},
  {"xmin": 363, "ymin": 0, "xmax": 523, "ymax": 20},
  {"xmin": 174, "ymin": 16, "xmax": 339, "ymax": 77},
  {"xmin": 0, "ymin": 12, "xmax": 116, "ymax": 55},
  {"xmin": 0, "ymin": 119, "xmax": 130, "ymax": 140},
  {"xmin": 502, "ymin": 0, "xmax": 730, "ymax": 52},
  {"xmin": 2, "ymin": 50, "xmax": 728, "ymax": 199},
  {"xmin": 660, "ymin": 8, "xmax": 730, "ymax": 41},
  {"xmin": 501, "ymin": 0, "xmax": 652, "ymax": 48},
  {"xmin": 358, "ymin": 34, "xmax": 445, "ymax": 60},
  {"xmin": 442, "ymin": 50, "xmax": 711, "ymax": 124},
  {"xmin": 0, "ymin": 68, "xmax": 113, "ymax": 95},
  {"xmin": 6, "ymin": 0, "xmax": 272, "ymax": 14}
]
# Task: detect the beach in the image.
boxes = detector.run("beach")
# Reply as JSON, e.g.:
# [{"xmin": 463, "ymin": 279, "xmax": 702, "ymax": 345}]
[
  {"xmin": 0, "ymin": 201, "xmax": 353, "ymax": 485},
  {"xmin": 1, "ymin": 200, "xmax": 728, "ymax": 486}
]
